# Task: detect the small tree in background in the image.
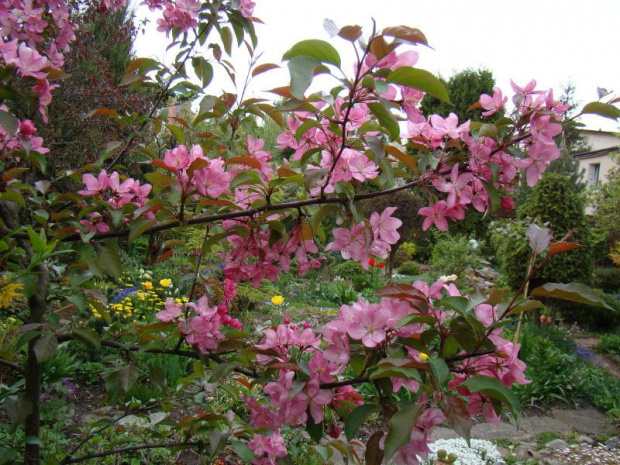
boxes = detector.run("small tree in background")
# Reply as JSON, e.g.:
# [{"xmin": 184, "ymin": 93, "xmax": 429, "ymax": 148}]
[
  {"xmin": 492, "ymin": 173, "xmax": 595, "ymax": 323},
  {"xmin": 420, "ymin": 68, "xmax": 498, "ymax": 121},
  {"xmin": 38, "ymin": 3, "xmax": 154, "ymax": 175}
]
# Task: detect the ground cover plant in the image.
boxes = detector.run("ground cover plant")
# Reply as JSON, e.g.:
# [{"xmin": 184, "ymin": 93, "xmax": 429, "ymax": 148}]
[{"xmin": 1, "ymin": 1, "xmax": 619, "ymax": 464}]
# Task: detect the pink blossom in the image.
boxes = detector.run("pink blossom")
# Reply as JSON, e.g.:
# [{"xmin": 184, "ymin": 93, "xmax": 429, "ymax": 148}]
[
  {"xmin": 248, "ymin": 431, "xmax": 288, "ymax": 465},
  {"xmin": 300, "ymin": 380, "xmax": 332, "ymax": 424},
  {"xmin": 10, "ymin": 43, "xmax": 49, "ymax": 79},
  {"xmin": 155, "ymin": 298, "xmax": 183, "ymax": 322},
  {"xmin": 370, "ymin": 206, "xmax": 402, "ymax": 245},
  {"xmin": 418, "ymin": 200, "xmax": 449, "ymax": 231},
  {"xmin": 479, "ymin": 87, "xmax": 507, "ymax": 116},
  {"xmin": 238, "ymin": 0, "xmax": 256, "ymax": 19}
]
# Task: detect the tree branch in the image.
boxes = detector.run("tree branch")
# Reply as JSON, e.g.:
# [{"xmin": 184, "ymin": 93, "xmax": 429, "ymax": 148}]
[{"xmin": 0, "ymin": 358, "xmax": 25, "ymax": 375}]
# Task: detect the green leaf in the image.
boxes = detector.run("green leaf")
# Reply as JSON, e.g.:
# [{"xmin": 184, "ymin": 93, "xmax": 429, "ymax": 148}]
[
  {"xmin": 283, "ymin": 39, "xmax": 341, "ymax": 67},
  {"xmin": 33, "ymin": 334, "xmax": 57, "ymax": 363},
  {"xmin": 231, "ymin": 441, "xmax": 255, "ymax": 462},
  {"xmin": 117, "ymin": 365, "xmax": 140, "ymax": 392},
  {"xmin": 369, "ymin": 365, "xmax": 422, "ymax": 382},
  {"xmin": 429, "ymin": 358, "xmax": 450, "ymax": 386},
  {"xmin": 287, "ymin": 56, "xmax": 320, "ymax": 100},
  {"xmin": 73, "ymin": 328, "xmax": 101, "ymax": 350},
  {"xmin": 0, "ymin": 109, "xmax": 19, "ymax": 137},
  {"xmin": 367, "ymin": 102, "xmax": 399, "ymax": 140},
  {"xmin": 165, "ymin": 123, "xmax": 185, "ymax": 145},
  {"xmin": 387, "ymin": 67, "xmax": 451, "ymax": 103},
  {"xmin": 383, "ymin": 403, "xmax": 423, "ymax": 463},
  {"xmin": 439, "ymin": 296, "xmax": 470, "ymax": 315},
  {"xmin": 530, "ymin": 282, "xmax": 613, "ymax": 309},
  {"xmin": 396, "ymin": 314, "xmax": 437, "ymax": 328},
  {"xmin": 581, "ymin": 102, "xmax": 620, "ymax": 120},
  {"xmin": 306, "ymin": 413, "xmax": 323, "ymax": 442},
  {"xmin": 344, "ymin": 404, "xmax": 376, "ymax": 441},
  {"xmin": 128, "ymin": 219, "xmax": 157, "ymax": 243},
  {"xmin": 461, "ymin": 376, "xmax": 520, "ymax": 418},
  {"xmin": 506, "ymin": 299, "xmax": 544, "ymax": 317},
  {"xmin": 96, "ymin": 243, "xmax": 122, "ymax": 278}
]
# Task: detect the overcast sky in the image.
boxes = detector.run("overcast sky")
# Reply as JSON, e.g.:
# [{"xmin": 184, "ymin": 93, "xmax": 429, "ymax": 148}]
[{"xmin": 134, "ymin": 0, "xmax": 620, "ymax": 131}]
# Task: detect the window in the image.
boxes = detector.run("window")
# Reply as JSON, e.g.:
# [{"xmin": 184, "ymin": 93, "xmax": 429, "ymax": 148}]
[{"xmin": 587, "ymin": 163, "xmax": 600, "ymax": 188}]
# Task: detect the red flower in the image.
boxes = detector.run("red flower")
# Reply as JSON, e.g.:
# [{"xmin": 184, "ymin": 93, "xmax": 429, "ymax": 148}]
[
  {"xmin": 378, "ymin": 262, "xmax": 385, "ymax": 268},
  {"xmin": 368, "ymin": 258, "xmax": 376, "ymax": 267}
]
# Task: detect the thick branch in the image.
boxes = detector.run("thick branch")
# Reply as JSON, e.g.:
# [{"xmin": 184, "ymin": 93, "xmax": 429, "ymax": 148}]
[
  {"xmin": 0, "ymin": 358, "xmax": 25, "ymax": 375},
  {"xmin": 58, "ymin": 180, "xmax": 422, "ymax": 243}
]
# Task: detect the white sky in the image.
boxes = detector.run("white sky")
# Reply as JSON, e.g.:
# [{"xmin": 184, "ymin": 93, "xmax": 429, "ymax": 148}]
[{"xmin": 133, "ymin": 0, "xmax": 620, "ymax": 131}]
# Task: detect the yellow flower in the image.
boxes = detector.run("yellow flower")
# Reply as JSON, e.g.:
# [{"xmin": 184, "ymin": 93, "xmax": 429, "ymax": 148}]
[
  {"xmin": 271, "ymin": 295, "xmax": 284, "ymax": 306},
  {"xmin": 418, "ymin": 353, "xmax": 429, "ymax": 361},
  {"xmin": 159, "ymin": 278, "xmax": 172, "ymax": 288},
  {"xmin": 142, "ymin": 282, "xmax": 153, "ymax": 290},
  {"xmin": 0, "ymin": 276, "xmax": 23, "ymax": 308}
]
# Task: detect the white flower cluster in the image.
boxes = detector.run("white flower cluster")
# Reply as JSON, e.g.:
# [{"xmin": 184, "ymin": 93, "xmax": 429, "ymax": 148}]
[{"xmin": 426, "ymin": 438, "xmax": 503, "ymax": 465}]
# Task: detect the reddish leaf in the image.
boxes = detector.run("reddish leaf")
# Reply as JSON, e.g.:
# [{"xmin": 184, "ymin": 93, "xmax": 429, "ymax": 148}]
[
  {"xmin": 443, "ymin": 396, "xmax": 473, "ymax": 439},
  {"xmin": 225, "ymin": 156, "xmax": 263, "ymax": 169},
  {"xmin": 338, "ymin": 25, "xmax": 362, "ymax": 42},
  {"xmin": 267, "ymin": 86, "xmax": 297, "ymax": 99},
  {"xmin": 85, "ymin": 108, "xmax": 119, "ymax": 118},
  {"xmin": 365, "ymin": 431, "xmax": 385, "ymax": 465},
  {"xmin": 155, "ymin": 249, "xmax": 174, "ymax": 263},
  {"xmin": 385, "ymin": 145, "xmax": 419, "ymax": 175},
  {"xmin": 377, "ymin": 283, "xmax": 427, "ymax": 303},
  {"xmin": 382, "ymin": 26, "xmax": 429, "ymax": 46},
  {"xmin": 277, "ymin": 167, "xmax": 298, "ymax": 177},
  {"xmin": 548, "ymin": 241, "xmax": 585, "ymax": 256},
  {"xmin": 252, "ymin": 63, "xmax": 279, "ymax": 77},
  {"xmin": 150, "ymin": 159, "xmax": 176, "ymax": 172}
]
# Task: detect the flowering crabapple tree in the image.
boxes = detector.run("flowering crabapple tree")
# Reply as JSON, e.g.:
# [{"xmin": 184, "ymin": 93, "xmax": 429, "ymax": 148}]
[{"xmin": 1, "ymin": 0, "xmax": 619, "ymax": 464}]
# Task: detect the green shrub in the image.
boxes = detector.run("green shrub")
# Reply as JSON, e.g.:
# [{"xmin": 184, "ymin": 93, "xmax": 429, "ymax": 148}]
[
  {"xmin": 429, "ymin": 235, "xmax": 480, "ymax": 276},
  {"xmin": 596, "ymin": 333, "xmax": 620, "ymax": 356},
  {"xmin": 594, "ymin": 267, "xmax": 620, "ymax": 294},
  {"xmin": 230, "ymin": 282, "xmax": 279, "ymax": 315},
  {"xmin": 518, "ymin": 173, "xmax": 594, "ymax": 288},
  {"xmin": 333, "ymin": 260, "xmax": 374, "ymax": 291},
  {"xmin": 393, "ymin": 248, "xmax": 413, "ymax": 268},
  {"xmin": 398, "ymin": 261, "xmax": 420, "ymax": 276}
]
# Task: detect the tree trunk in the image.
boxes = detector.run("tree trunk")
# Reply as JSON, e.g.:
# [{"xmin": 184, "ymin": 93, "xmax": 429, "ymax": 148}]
[{"xmin": 25, "ymin": 265, "xmax": 48, "ymax": 465}]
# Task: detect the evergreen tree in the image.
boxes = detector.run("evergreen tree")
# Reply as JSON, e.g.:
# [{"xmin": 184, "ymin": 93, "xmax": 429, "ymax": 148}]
[
  {"xmin": 38, "ymin": 3, "xmax": 155, "ymax": 174},
  {"xmin": 420, "ymin": 68, "xmax": 498, "ymax": 122}
]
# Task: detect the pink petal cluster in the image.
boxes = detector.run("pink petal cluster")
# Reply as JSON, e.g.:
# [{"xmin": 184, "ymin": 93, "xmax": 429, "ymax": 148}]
[
  {"xmin": 326, "ymin": 207, "xmax": 402, "ymax": 268},
  {"xmin": 78, "ymin": 170, "xmax": 152, "ymax": 211}
]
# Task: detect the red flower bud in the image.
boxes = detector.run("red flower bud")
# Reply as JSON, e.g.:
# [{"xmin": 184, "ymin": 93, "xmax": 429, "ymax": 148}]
[
  {"xmin": 368, "ymin": 258, "xmax": 375, "ymax": 267},
  {"xmin": 283, "ymin": 317, "xmax": 291, "ymax": 324},
  {"xmin": 328, "ymin": 425, "xmax": 341, "ymax": 438},
  {"xmin": 378, "ymin": 262, "xmax": 385, "ymax": 268},
  {"xmin": 500, "ymin": 197, "xmax": 515, "ymax": 211}
]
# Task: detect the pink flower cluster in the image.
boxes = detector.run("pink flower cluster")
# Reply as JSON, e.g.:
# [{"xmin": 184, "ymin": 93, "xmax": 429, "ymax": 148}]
[
  {"xmin": 155, "ymin": 291, "xmax": 241, "ymax": 354},
  {"xmin": 326, "ymin": 207, "xmax": 402, "ymax": 269},
  {"xmin": 247, "ymin": 431, "xmax": 287, "ymax": 465},
  {"xmin": 157, "ymin": 144, "xmax": 231, "ymax": 199},
  {"xmin": 246, "ymin": 322, "xmax": 362, "ymax": 433},
  {"xmin": 416, "ymin": 80, "xmax": 566, "ymax": 231},
  {"xmin": 77, "ymin": 170, "xmax": 152, "ymax": 232},
  {"xmin": 144, "ymin": 0, "xmax": 256, "ymax": 36},
  {"xmin": 221, "ymin": 221, "xmax": 324, "ymax": 287}
]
